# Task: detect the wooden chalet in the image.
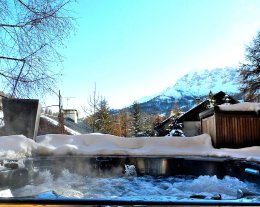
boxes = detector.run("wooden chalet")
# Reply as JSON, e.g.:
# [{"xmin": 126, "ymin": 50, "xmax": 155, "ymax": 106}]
[
  {"xmin": 154, "ymin": 91, "xmax": 239, "ymax": 136},
  {"xmin": 199, "ymin": 102, "xmax": 260, "ymax": 148}
]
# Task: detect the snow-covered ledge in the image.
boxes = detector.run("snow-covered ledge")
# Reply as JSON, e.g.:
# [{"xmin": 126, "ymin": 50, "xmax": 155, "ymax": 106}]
[
  {"xmin": 218, "ymin": 102, "xmax": 260, "ymax": 113},
  {"xmin": 0, "ymin": 133, "xmax": 260, "ymax": 162}
]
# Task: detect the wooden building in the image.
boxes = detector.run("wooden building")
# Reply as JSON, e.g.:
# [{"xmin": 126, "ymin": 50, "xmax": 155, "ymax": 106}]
[
  {"xmin": 199, "ymin": 102, "xmax": 260, "ymax": 148},
  {"xmin": 155, "ymin": 91, "xmax": 239, "ymax": 136},
  {"xmin": 38, "ymin": 115, "xmax": 92, "ymax": 135}
]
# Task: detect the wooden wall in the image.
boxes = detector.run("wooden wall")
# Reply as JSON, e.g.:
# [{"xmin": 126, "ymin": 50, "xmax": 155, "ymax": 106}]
[
  {"xmin": 201, "ymin": 115, "xmax": 216, "ymax": 146},
  {"xmin": 201, "ymin": 112, "xmax": 260, "ymax": 148}
]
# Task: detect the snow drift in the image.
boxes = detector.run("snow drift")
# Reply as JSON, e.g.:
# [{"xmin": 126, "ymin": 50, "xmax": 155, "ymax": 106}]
[{"xmin": 0, "ymin": 133, "xmax": 260, "ymax": 161}]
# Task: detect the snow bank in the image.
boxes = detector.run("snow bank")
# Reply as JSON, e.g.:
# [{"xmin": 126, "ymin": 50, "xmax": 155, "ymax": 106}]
[
  {"xmin": 0, "ymin": 135, "xmax": 36, "ymax": 158},
  {"xmin": 218, "ymin": 102, "xmax": 260, "ymax": 113},
  {"xmin": 0, "ymin": 133, "xmax": 260, "ymax": 161},
  {"xmin": 35, "ymin": 133, "xmax": 214, "ymax": 156}
]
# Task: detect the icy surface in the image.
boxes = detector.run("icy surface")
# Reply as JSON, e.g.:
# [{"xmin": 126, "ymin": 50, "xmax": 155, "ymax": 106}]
[
  {"xmin": 0, "ymin": 133, "xmax": 260, "ymax": 161},
  {"xmin": 10, "ymin": 169, "xmax": 259, "ymax": 201}
]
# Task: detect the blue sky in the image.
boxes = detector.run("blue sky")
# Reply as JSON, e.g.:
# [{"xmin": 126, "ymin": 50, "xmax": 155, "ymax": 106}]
[{"xmin": 45, "ymin": 0, "xmax": 260, "ymax": 112}]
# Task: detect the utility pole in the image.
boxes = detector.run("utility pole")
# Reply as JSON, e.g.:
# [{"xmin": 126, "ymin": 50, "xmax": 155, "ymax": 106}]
[
  {"xmin": 58, "ymin": 90, "xmax": 65, "ymax": 134},
  {"xmin": 63, "ymin": 96, "xmax": 75, "ymax": 109}
]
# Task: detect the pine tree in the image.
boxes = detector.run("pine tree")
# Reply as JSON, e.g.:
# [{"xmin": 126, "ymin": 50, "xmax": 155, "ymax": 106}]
[
  {"xmin": 96, "ymin": 98, "xmax": 113, "ymax": 134},
  {"xmin": 239, "ymin": 30, "xmax": 260, "ymax": 102},
  {"xmin": 140, "ymin": 113, "xmax": 155, "ymax": 136},
  {"xmin": 131, "ymin": 101, "xmax": 142, "ymax": 137},
  {"xmin": 207, "ymin": 91, "xmax": 216, "ymax": 107}
]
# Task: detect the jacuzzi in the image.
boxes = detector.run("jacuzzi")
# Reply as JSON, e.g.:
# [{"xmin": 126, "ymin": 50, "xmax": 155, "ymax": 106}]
[{"xmin": 0, "ymin": 155, "xmax": 260, "ymax": 206}]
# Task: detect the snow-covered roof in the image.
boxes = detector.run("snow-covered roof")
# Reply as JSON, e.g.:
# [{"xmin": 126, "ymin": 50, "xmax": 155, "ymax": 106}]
[
  {"xmin": 218, "ymin": 102, "xmax": 260, "ymax": 113},
  {"xmin": 200, "ymin": 102, "xmax": 260, "ymax": 119},
  {"xmin": 41, "ymin": 115, "xmax": 81, "ymax": 135}
]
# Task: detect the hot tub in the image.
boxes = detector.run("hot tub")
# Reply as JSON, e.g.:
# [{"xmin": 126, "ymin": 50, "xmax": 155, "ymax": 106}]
[{"xmin": 0, "ymin": 155, "xmax": 260, "ymax": 206}]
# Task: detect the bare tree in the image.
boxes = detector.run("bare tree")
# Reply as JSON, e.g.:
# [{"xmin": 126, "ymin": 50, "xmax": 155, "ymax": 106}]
[
  {"xmin": 83, "ymin": 83, "xmax": 100, "ymax": 133},
  {"xmin": 239, "ymin": 30, "xmax": 260, "ymax": 102},
  {"xmin": 0, "ymin": 0, "xmax": 75, "ymax": 97}
]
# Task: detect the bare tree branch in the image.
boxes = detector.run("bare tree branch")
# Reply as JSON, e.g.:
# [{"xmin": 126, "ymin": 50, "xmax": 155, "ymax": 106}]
[
  {"xmin": 239, "ymin": 30, "xmax": 260, "ymax": 102},
  {"xmin": 0, "ymin": 0, "xmax": 76, "ymax": 98}
]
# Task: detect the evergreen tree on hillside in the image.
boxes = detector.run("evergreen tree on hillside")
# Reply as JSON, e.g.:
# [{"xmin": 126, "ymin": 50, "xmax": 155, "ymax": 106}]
[
  {"xmin": 239, "ymin": 30, "xmax": 260, "ymax": 102},
  {"xmin": 131, "ymin": 101, "xmax": 142, "ymax": 137},
  {"xmin": 96, "ymin": 98, "xmax": 113, "ymax": 134},
  {"xmin": 112, "ymin": 109, "xmax": 131, "ymax": 137},
  {"xmin": 207, "ymin": 91, "xmax": 216, "ymax": 107},
  {"xmin": 141, "ymin": 112, "xmax": 156, "ymax": 136}
]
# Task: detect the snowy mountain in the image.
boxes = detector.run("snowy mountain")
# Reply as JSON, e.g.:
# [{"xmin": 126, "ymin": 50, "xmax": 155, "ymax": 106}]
[
  {"xmin": 112, "ymin": 67, "xmax": 242, "ymax": 116},
  {"xmin": 140, "ymin": 67, "xmax": 240, "ymax": 102},
  {"xmin": 134, "ymin": 67, "xmax": 242, "ymax": 115}
]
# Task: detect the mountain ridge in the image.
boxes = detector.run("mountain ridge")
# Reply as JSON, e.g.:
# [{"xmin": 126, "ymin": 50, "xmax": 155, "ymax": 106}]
[
  {"xmin": 113, "ymin": 67, "xmax": 242, "ymax": 116},
  {"xmin": 138, "ymin": 67, "xmax": 240, "ymax": 104}
]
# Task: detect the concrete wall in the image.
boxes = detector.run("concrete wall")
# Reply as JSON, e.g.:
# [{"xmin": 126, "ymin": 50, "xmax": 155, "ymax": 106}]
[{"xmin": 2, "ymin": 99, "xmax": 41, "ymax": 139}]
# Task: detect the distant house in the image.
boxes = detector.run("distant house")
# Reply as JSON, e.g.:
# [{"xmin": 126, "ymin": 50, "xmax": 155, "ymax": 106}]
[
  {"xmin": 38, "ymin": 114, "xmax": 92, "ymax": 135},
  {"xmin": 0, "ymin": 97, "xmax": 92, "ymax": 137},
  {"xmin": 154, "ymin": 91, "xmax": 239, "ymax": 136},
  {"xmin": 63, "ymin": 109, "xmax": 78, "ymax": 123},
  {"xmin": 199, "ymin": 102, "xmax": 260, "ymax": 148}
]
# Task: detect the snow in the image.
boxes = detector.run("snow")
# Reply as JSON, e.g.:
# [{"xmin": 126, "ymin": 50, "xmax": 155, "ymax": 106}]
[
  {"xmin": 0, "ymin": 111, "xmax": 3, "ymax": 127},
  {"xmin": 0, "ymin": 133, "xmax": 260, "ymax": 161},
  {"xmin": 0, "ymin": 189, "xmax": 12, "ymax": 197},
  {"xmin": 137, "ymin": 67, "xmax": 240, "ymax": 104},
  {"xmin": 218, "ymin": 102, "xmax": 260, "ymax": 113},
  {"xmin": 0, "ymin": 135, "xmax": 36, "ymax": 158},
  {"xmin": 167, "ymin": 68, "xmax": 239, "ymax": 97},
  {"xmin": 137, "ymin": 94, "xmax": 158, "ymax": 103}
]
